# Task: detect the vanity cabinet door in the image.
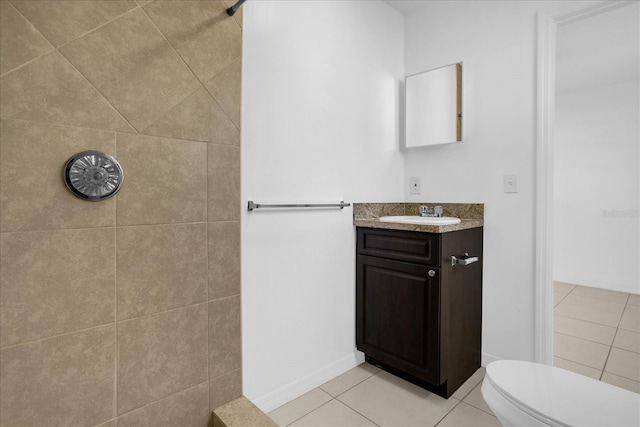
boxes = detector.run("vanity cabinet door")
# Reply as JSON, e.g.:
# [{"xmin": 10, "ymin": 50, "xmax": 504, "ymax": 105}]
[{"xmin": 356, "ymin": 255, "xmax": 440, "ymax": 385}]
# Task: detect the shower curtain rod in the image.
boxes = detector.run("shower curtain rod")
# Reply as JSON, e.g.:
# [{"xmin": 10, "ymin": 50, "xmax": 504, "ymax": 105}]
[{"xmin": 226, "ymin": 0, "xmax": 246, "ymax": 16}]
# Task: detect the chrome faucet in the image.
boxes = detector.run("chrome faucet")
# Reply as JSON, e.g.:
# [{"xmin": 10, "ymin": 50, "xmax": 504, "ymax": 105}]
[{"xmin": 420, "ymin": 205, "xmax": 444, "ymax": 217}]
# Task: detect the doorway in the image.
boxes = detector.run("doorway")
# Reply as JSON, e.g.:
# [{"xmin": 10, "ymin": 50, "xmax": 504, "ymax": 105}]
[{"xmin": 536, "ymin": 1, "xmax": 640, "ymax": 387}]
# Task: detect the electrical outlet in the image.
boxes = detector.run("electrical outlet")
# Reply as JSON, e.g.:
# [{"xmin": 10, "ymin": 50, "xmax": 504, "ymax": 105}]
[
  {"xmin": 504, "ymin": 174, "xmax": 518, "ymax": 193},
  {"xmin": 410, "ymin": 176, "xmax": 421, "ymax": 194}
]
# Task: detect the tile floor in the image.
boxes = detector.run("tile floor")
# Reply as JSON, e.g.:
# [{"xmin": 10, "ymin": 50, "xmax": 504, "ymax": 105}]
[
  {"xmin": 267, "ymin": 282, "xmax": 640, "ymax": 426},
  {"xmin": 267, "ymin": 364, "xmax": 500, "ymax": 427},
  {"xmin": 553, "ymin": 282, "xmax": 640, "ymax": 393}
]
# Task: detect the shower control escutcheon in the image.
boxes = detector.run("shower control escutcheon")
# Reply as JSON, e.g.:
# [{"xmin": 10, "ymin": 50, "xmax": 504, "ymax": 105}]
[{"xmin": 63, "ymin": 150, "xmax": 123, "ymax": 201}]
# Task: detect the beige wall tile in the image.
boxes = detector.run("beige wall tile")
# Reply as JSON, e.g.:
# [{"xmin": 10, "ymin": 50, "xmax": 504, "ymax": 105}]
[
  {"xmin": 0, "ymin": 51, "xmax": 134, "ymax": 131},
  {"xmin": 1, "ymin": 0, "xmax": 242, "ymax": 422},
  {"xmin": 117, "ymin": 382, "xmax": 210, "ymax": 427},
  {"xmin": 205, "ymin": 58, "xmax": 242, "ymax": 127},
  {"xmin": 118, "ymin": 303, "xmax": 208, "ymax": 414},
  {"xmin": 0, "ymin": 325, "xmax": 115, "ymax": 426},
  {"xmin": 116, "ymin": 133, "xmax": 207, "ymax": 225},
  {"xmin": 0, "ymin": 119, "xmax": 116, "ymax": 232},
  {"xmin": 209, "ymin": 296, "xmax": 241, "ymax": 378},
  {"xmin": 60, "ymin": 9, "xmax": 200, "ymax": 132},
  {"xmin": 10, "ymin": 0, "xmax": 137, "ymax": 47},
  {"xmin": 208, "ymin": 143, "xmax": 240, "ymax": 221},
  {"xmin": 222, "ymin": 0, "xmax": 244, "ymax": 29},
  {"xmin": 117, "ymin": 223, "xmax": 207, "ymax": 320},
  {"xmin": 1, "ymin": 228, "xmax": 115, "ymax": 346},
  {"xmin": 0, "ymin": 1, "xmax": 52, "ymax": 75},
  {"xmin": 143, "ymin": 1, "xmax": 241, "ymax": 83},
  {"xmin": 209, "ymin": 221, "xmax": 240, "ymax": 300},
  {"xmin": 210, "ymin": 369, "xmax": 242, "ymax": 412},
  {"xmin": 143, "ymin": 86, "xmax": 240, "ymax": 145}
]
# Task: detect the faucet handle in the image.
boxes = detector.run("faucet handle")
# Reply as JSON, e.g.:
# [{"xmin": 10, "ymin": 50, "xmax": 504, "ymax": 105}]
[
  {"xmin": 420, "ymin": 205, "xmax": 434, "ymax": 217},
  {"xmin": 434, "ymin": 206, "xmax": 443, "ymax": 217}
]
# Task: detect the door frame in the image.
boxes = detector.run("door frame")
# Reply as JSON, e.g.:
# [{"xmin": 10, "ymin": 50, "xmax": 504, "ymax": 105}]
[{"xmin": 534, "ymin": 0, "xmax": 632, "ymax": 364}]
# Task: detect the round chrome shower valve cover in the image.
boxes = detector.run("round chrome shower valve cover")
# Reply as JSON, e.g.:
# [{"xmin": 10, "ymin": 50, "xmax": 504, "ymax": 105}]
[{"xmin": 63, "ymin": 151, "xmax": 124, "ymax": 201}]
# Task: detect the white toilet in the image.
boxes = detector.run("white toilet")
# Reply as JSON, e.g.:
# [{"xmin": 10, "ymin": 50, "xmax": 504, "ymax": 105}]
[{"xmin": 481, "ymin": 360, "xmax": 640, "ymax": 427}]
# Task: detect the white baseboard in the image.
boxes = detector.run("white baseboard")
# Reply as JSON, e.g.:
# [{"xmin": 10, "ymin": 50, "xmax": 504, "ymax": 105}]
[
  {"xmin": 250, "ymin": 351, "xmax": 365, "ymax": 413},
  {"xmin": 481, "ymin": 351, "xmax": 502, "ymax": 367},
  {"xmin": 251, "ymin": 351, "xmax": 505, "ymax": 412}
]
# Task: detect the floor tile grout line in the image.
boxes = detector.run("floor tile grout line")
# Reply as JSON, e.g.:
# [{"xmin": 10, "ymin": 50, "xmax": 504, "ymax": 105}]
[
  {"xmin": 554, "ymin": 353, "xmax": 600, "ymax": 367},
  {"xmin": 274, "ymin": 372, "xmax": 380, "ymax": 426},
  {"xmin": 566, "ymin": 290, "xmax": 631, "ymax": 304},
  {"xmin": 556, "ymin": 293, "xmax": 629, "ymax": 310},
  {"xmin": 599, "ymin": 341, "xmax": 615, "ymax": 381},
  {"xmin": 553, "ymin": 329, "xmax": 615, "ymax": 347},
  {"xmin": 554, "ymin": 290, "xmax": 573, "ymax": 307},
  {"xmin": 552, "ymin": 311, "xmax": 622, "ymax": 329},
  {"xmin": 333, "ymin": 397, "xmax": 382, "ymax": 427},
  {"xmin": 554, "ymin": 312, "xmax": 621, "ymax": 329},
  {"xmin": 282, "ymin": 395, "xmax": 334, "ymax": 427},
  {"xmin": 321, "ymin": 394, "xmax": 383, "ymax": 427},
  {"xmin": 433, "ymin": 396, "xmax": 465, "ymax": 427},
  {"xmin": 322, "ymin": 366, "xmax": 381, "ymax": 400},
  {"xmin": 329, "ymin": 370, "xmax": 386, "ymax": 426},
  {"xmin": 463, "ymin": 399, "xmax": 498, "ymax": 418},
  {"xmin": 553, "ymin": 355, "xmax": 603, "ymax": 377},
  {"xmin": 554, "ymin": 283, "xmax": 640, "ymax": 389},
  {"xmin": 451, "ymin": 378, "xmax": 484, "ymax": 402}
]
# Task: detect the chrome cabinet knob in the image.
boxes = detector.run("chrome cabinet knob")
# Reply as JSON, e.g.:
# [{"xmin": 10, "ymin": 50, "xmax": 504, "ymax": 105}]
[{"xmin": 428, "ymin": 270, "xmax": 436, "ymax": 277}]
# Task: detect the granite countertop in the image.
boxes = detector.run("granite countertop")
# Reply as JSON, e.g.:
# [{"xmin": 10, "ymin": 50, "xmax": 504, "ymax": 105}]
[{"xmin": 353, "ymin": 202, "xmax": 484, "ymax": 233}]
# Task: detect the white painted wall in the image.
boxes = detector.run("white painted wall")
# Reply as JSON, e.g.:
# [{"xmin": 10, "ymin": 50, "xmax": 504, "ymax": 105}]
[
  {"xmin": 402, "ymin": 1, "xmax": 587, "ymax": 362},
  {"xmin": 242, "ymin": 0, "xmax": 404, "ymax": 411},
  {"xmin": 553, "ymin": 3, "xmax": 640, "ymax": 294}
]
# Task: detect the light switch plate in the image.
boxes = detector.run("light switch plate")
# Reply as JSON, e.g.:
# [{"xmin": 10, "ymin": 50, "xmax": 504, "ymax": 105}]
[
  {"xmin": 410, "ymin": 176, "xmax": 421, "ymax": 194},
  {"xmin": 504, "ymin": 173, "xmax": 518, "ymax": 193}
]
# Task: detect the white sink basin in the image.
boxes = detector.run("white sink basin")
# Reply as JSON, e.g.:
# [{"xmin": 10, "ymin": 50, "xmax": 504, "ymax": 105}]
[{"xmin": 378, "ymin": 216, "xmax": 461, "ymax": 225}]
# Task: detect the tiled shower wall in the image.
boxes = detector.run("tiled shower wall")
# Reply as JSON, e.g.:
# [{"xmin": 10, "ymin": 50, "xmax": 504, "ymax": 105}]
[{"xmin": 0, "ymin": 1, "xmax": 242, "ymax": 425}]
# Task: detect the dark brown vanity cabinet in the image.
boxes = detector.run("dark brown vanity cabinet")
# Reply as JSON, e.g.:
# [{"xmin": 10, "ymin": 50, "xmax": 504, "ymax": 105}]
[{"xmin": 356, "ymin": 226, "xmax": 483, "ymax": 398}]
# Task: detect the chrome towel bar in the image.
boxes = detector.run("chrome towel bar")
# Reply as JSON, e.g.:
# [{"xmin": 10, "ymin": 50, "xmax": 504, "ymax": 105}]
[{"xmin": 247, "ymin": 201, "xmax": 350, "ymax": 211}]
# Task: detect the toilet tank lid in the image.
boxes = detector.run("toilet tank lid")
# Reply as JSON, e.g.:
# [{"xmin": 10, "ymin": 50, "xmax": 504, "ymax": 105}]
[{"xmin": 485, "ymin": 360, "xmax": 640, "ymax": 427}]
